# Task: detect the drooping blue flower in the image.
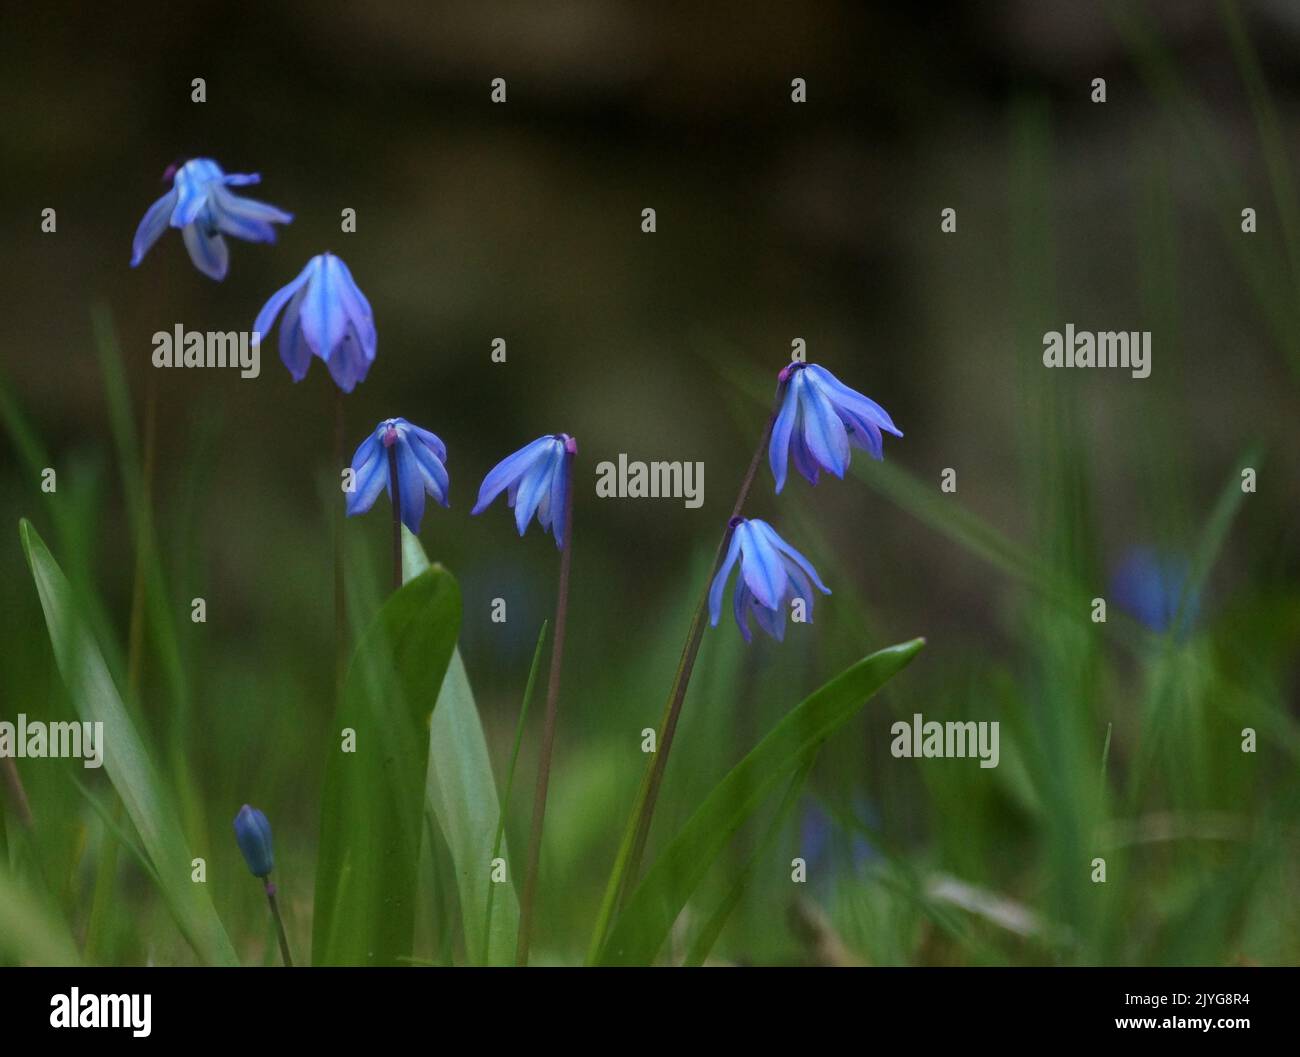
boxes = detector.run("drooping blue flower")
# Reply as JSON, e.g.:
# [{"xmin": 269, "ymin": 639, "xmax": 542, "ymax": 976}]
[
  {"xmin": 769, "ymin": 362, "xmax": 902, "ymax": 492},
  {"xmin": 472, "ymin": 434, "xmax": 576, "ymax": 548},
  {"xmin": 800, "ymin": 797, "xmax": 880, "ymax": 883},
  {"xmin": 1111, "ymin": 547, "xmax": 1199, "ymax": 636},
  {"xmin": 708, "ymin": 518, "xmax": 830, "ymax": 642},
  {"xmin": 347, "ymin": 418, "xmax": 450, "ymax": 534},
  {"xmin": 253, "ymin": 252, "xmax": 377, "ymax": 393},
  {"xmin": 233, "ymin": 804, "xmax": 274, "ymax": 878},
  {"xmin": 130, "ymin": 158, "xmax": 292, "ymax": 280}
]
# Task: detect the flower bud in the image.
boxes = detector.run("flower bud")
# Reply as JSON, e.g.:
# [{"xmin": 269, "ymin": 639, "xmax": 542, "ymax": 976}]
[{"xmin": 233, "ymin": 804, "xmax": 274, "ymax": 878}]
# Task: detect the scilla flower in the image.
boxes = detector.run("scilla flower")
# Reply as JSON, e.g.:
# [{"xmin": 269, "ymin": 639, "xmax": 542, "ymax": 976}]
[
  {"xmin": 131, "ymin": 158, "xmax": 292, "ymax": 280},
  {"xmin": 254, "ymin": 252, "xmax": 377, "ymax": 393},
  {"xmin": 347, "ymin": 418, "xmax": 449, "ymax": 534},
  {"xmin": 472, "ymin": 434, "xmax": 576, "ymax": 548},
  {"xmin": 1111, "ymin": 547, "xmax": 1199, "ymax": 636},
  {"xmin": 769, "ymin": 363, "xmax": 902, "ymax": 492},
  {"xmin": 233, "ymin": 804, "xmax": 274, "ymax": 878},
  {"xmin": 709, "ymin": 518, "xmax": 830, "ymax": 642}
]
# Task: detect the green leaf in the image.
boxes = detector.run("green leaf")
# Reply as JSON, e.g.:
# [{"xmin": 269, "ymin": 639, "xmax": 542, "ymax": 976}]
[
  {"xmin": 403, "ymin": 528, "xmax": 520, "ymax": 965},
  {"xmin": 596, "ymin": 637, "xmax": 924, "ymax": 966},
  {"xmin": 0, "ymin": 863, "xmax": 80, "ymax": 965},
  {"xmin": 313, "ymin": 562, "xmax": 461, "ymax": 965},
  {"xmin": 19, "ymin": 519, "xmax": 237, "ymax": 966}
]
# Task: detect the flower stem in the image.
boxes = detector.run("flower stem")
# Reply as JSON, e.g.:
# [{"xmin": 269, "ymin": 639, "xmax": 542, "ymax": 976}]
[
  {"xmin": 265, "ymin": 881, "xmax": 294, "ymax": 967},
  {"xmin": 333, "ymin": 387, "xmax": 347, "ymax": 694},
  {"xmin": 587, "ymin": 382, "xmax": 785, "ymax": 963},
  {"xmin": 516, "ymin": 449, "xmax": 576, "ymax": 966},
  {"xmin": 387, "ymin": 443, "xmax": 402, "ymax": 592}
]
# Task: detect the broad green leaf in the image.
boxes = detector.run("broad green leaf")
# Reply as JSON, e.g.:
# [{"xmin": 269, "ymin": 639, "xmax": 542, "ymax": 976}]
[
  {"xmin": 597, "ymin": 637, "xmax": 924, "ymax": 966},
  {"xmin": 313, "ymin": 563, "xmax": 461, "ymax": 965},
  {"xmin": 19, "ymin": 519, "xmax": 237, "ymax": 966},
  {"xmin": 403, "ymin": 528, "xmax": 520, "ymax": 965}
]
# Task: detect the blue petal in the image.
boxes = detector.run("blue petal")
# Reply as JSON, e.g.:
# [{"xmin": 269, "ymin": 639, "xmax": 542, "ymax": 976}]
[
  {"xmin": 279, "ymin": 284, "xmax": 312, "ymax": 381},
  {"xmin": 768, "ymin": 379, "xmax": 799, "ymax": 494},
  {"xmin": 755, "ymin": 520, "xmax": 831, "ymax": 595},
  {"xmin": 805, "ymin": 364, "xmax": 902, "ymax": 437},
  {"xmin": 253, "ymin": 260, "xmax": 315, "ymax": 345},
  {"xmin": 221, "ymin": 172, "xmax": 261, "ymax": 187},
  {"xmin": 732, "ymin": 578, "xmax": 754, "ymax": 642},
  {"xmin": 512, "ymin": 445, "xmax": 559, "ymax": 536},
  {"xmin": 331, "ymin": 257, "xmax": 377, "ymax": 360},
  {"xmin": 404, "ymin": 421, "xmax": 446, "ymax": 463},
  {"xmin": 408, "ymin": 432, "xmax": 450, "ymax": 507},
  {"xmin": 841, "ymin": 407, "xmax": 883, "ymax": 459},
  {"xmin": 737, "ymin": 520, "xmax": 787, "ymax": 611},
  {"xmin": 751, "ymin": 591, "xmax": 788, "ymax": 641},
  {"xmin": 541, "ymin": 447, "xmax": 570, "ymax": 548},
  {"xmin": 211, "ymin": 183, "xmax": 292, "ymax": 225},
  {"xmin": 394, "ymin": 437, "xmax": 427, "ymax": 533},
  {"xmin": 796, "ymin": 373, "xmax": 850, "ymax": 478},
  {"xmin": 181, "ymin": 223, "xmax": 229, "ymax": 280},
  {"xmin": 130, "ymin": 188, "xmax": 179, "ymax": 267},
  {"xmin": 300, "ymin": 256, "xmax": 345, "ymax": 360},
  {"xmin": 791, "ymin": 429, "xmax": 820, "ymax": 485},
  {"xmin": 472, "ymin": 436, "xmax": 557, "ymax": 515},
  {"xmin": 171, "ymin": 159, "xmax": 221, "ymax": 227},
  {"xmin": 210, "ymin": 185, "xmax": 290, "ymax": 243},
  {"xmin": 325, "ymin": 320, "xmax": 372, "ymax": 393},
  {"xmin": 708, "ymin": 528, "xmax": 744, "ymax": 626},
  {"xmin": 346, "ymin": 434, "xmax": 387, "ymax": 516}
]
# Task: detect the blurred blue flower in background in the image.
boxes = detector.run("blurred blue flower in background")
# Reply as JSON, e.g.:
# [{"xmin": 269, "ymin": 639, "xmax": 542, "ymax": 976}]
[
  {"xmin": 472, "ymin": 434, "xmax": 576, "ymax": 548},
  {"xmin": 709, "ymin": 518, "xmax": 830, "ymax": 642},
  {"xmin": 233, "ymin": 804, "xmax": 275, "ymax": 878},
  {"xmin": 800, "ymin": 797, "xmax": 880, "ymax": 887},
  {"xmin": 1110, "ymin": 546, "xmax": 1199, "ymax": 635},
  {"xmin": 769, "ymin": 362, "xmax": 902, "ymax": 492},
  {"xmin": 347, "ymin": 418, "xmax": 450, "ymax": 533},
  {"xmin": 254, "ymin": 252, "xmax": 377, "ymax": 392},
  {"xmin": 131, "ymin": 158, "xmax": 292, "ymax": 280}
]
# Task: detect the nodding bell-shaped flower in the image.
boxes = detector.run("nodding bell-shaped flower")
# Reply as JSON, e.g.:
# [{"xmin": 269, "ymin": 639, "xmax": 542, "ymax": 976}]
[
  {"xmin": 347, "ymin": 418, "xmax": 450, "ymax": 534},
  {"xmin": 233, "ymin": 804, "xmax": 275, "ymax": 878},
  {"xmin": 472, "ymin": 434, "xmax": 575, "ymax": 548},
  {"xmin": 1110, "ymin": 546, "xmax": 1200, "ymax": 636},
  {"xmin": 708, "ymin": 518, "xmax": 830, "ymax": 642},
  {"xmin": 131, "ymin": 158, "xmax": 292, "ymax": 280},
  {"xmin": 254, "ymin": 252, "xmax": 377, "ymax": 393},
  {"xmin": 769, "ymin": 363, "xmax": 902, "ymax": 492}
]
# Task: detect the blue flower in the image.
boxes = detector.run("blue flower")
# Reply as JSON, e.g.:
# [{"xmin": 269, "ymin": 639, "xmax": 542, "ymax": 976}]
[
  {"xmin": 769, "ymin": 363, "xmax": 902, "ymax": 492},
  {"xmin": 233, "ymin": 804, "xmax": 274, "ymax": 878},
  {"xmin": 131, "ymin": 158, "xmax": 292, "ymax": 280},
  {"xmin": 253, "ymin": 252, "xmax": 377, "ymax": 393},
  {"xmin": 1111, "ymin": 547, "xmax": 1199, "ymax": 635},
  {"xmin": 472, "ymin": 434, "xmax": 576, "ymax": 548},
  {"xmin": 347, "ymin": 418, "xmax": 450, "ymax": 534},
  {"xmin": 708, "ymin": 518, "xmax": 830, "ymax": 641}
]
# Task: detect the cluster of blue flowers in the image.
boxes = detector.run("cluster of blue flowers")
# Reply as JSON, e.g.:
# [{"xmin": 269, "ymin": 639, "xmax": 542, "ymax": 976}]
[
  {"xmin": 708, "ymin": 361, "xmax": 902, "ymax": 642},
  {"xmin": 131, "ymin": 156, "xmax": 574, "ymax": 547}
]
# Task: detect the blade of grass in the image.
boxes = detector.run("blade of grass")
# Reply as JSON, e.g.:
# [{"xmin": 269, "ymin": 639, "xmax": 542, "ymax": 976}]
[
  {"xmin": 483, "ymin": 618, "xmax": 548, "ymax": 965},
  {"xmin": 20, "ymin": 519, "xmax": 237, "ymax": 965},
  {"xmin": 596, "ymin": 638, "xmax": 924, "ymax": 966}
]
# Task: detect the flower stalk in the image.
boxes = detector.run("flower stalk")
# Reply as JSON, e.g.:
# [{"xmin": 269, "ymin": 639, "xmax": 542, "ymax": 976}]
[
  {"xmin": 264, "ymin": 881, "xmax": 294, "ymax": 967},
  {"xmin": 588, "ymin": 379, "xmax": 786, "ymax": 961},
  {"xmin": 516, "ymin": 444, "xmax": 576, "ymax": 966}
]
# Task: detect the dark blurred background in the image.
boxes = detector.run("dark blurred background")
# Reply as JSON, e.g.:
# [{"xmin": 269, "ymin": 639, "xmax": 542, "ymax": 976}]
[{"xmin": 2, "ymin": 1, "xmax": 1299, "ymax": 964}]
